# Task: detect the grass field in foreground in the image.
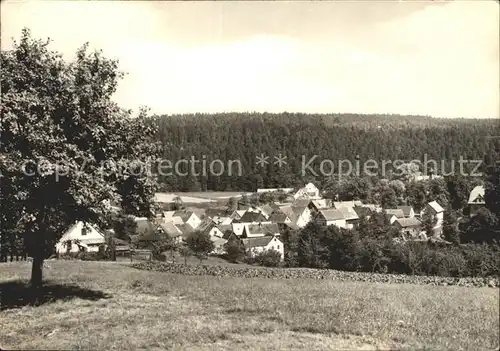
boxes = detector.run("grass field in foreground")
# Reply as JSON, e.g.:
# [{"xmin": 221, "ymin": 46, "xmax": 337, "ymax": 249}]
[{"xmin": 1, "ymin": 261, "xmax": 498, "ymax": 350}]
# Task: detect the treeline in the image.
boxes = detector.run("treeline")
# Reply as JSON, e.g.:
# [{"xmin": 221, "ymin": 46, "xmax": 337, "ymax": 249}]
[
  {"xmin": 151, "ymin": 113, "xmax": 500, "ymax": 192},
  {"xmin": 280, "ymin": 218, "xmax": 500, "ymax": 278}
]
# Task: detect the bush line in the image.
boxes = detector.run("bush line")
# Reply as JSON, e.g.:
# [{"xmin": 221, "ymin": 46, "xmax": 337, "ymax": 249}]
[{"xmin": 130, "ymin": 261, "xmax": 499, "ymax": 288}]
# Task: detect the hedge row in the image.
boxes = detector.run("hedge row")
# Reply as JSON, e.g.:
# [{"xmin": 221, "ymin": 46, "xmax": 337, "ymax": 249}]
[{"xmin": 131, "ymin": 261, "xmax": 499, "ymax": 288}]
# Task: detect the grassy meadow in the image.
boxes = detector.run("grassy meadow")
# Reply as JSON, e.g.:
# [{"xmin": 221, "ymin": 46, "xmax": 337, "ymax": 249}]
[{"xmin": 0, "ymin": 260, "xmax": 498, "ymax": 350}]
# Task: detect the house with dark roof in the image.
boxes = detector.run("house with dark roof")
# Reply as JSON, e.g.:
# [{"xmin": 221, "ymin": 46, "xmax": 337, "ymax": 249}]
[
  {"xmin": 239, "ymin": 211, "xmax": 269, "ymax": 224},
  {"xmin": 279, "ymin": 205, "xmax": 312, "ymax": 228},
  {"xmin": 397, "ymin": 206, "xmax": 415, "ymax": 218},
  {"xmin": 394, "ymin": 218, "xmax": 422, "ymax": 238},
  {"xmin": 197, "ymin": 218, "xmax": 225, "ymax": 238},
  {"xmin": 293, "ymin": 199, "xmax": 312, "ymax": 208},
  {"xmin": 241, "ymin": 223, "xmax": 280, "ymax": 238},
  {"xmin": 385, "ymin": 213, "xmax": 399, "ymax": 225},
  {"xmin": 337, "ymin": 206, "xmax": 360, "ymax": 229},
  {"xmin": 158, "ymin": 222, "xmax": 184, "ymax": 243},
  {"xmin": 308, "ymin": 199, "xmax": 332, "ymax": 212},
  {"xmin": 353, "ymin": 206, "xmax": 373, "ymax": 220},
  {"xmin": 258, "ymin": 204, "xmax": 275, "ymax": 218},
  {"xmin": 316, "ymin": 209, "xmax": 346, "ymax": 228},
  {"xmin": 242, "ymin": 236, "xmax": 284, "ymax": 261},
  {"xmin": 385, "ymin": 209, "xmax": 405, "ymax": 219},
  {"xmin": 229, "ymin": 210, "xmax": 246, "ymax": 221},
  {"xmin": 268, "ymin": 212, "xmax": 292, "ymax": 224}
]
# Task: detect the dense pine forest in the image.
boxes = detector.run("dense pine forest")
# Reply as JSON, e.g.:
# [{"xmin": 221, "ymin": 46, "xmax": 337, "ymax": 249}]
[{"xmin": 152, "ymin": 113, "xmax": 500, "ymax": 192}]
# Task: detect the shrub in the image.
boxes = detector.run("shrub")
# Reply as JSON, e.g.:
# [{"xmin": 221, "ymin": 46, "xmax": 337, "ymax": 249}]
[
  {"xmin": 254, "ymin": 249, "xmax": 282, "ymax": 267},
  {"xmin": 224, "ymin": 236, "xmax": 245, "ymax": 263}
]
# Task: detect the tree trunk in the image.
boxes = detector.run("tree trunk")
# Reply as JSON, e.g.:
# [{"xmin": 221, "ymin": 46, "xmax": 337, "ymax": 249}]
[{"xmin": 31, "ymin": 255, "xmax": 44, "ymax": 288}]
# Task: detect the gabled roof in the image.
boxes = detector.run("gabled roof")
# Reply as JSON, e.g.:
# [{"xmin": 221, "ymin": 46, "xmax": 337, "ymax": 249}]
[
  {"xmin": 395, "ymin": 218, "xmax": 422, "ymax": 228},
  {"xmin": 385, "ymin": 209, "xmax": 405, "ymax": 218},
  {"xmin": 353, "ymin": 206, "xmax": 372, "ymax": 218},
  {"xmin": 135, "ymin": 217, "xmax": 155, "ymax": 235},
  {"xmin": 293, "ymin": 199, "xmax": 311, "ymax": 208},
  {"xmin": 337, "ymin": 206, "xmax": 359, "ymax": 221},
  {"xmin": 310, "ymin": 199, "xmax": 332, "ymax": 209},
  {"xmin": 211, "ymin": 236, "xmax": 227, "ymax": 247},
  {"xmin": 268, "ymin": 212, "xmax": 290, "ymax": 223},
  {"xmin": 280, "ymin": 222, "xmax": 300, "ymax": 231},
  {"xmin": 197, "ymin": 218, "xmax": 216, "ymax": 232},
  {"xmin": 245, "ymin": 223, "xmax": 280, "ymax": 236},
  {"xmin": 385, "ymin": 213, "xmax": 398, "ymax": 221},
  {"xmin": 242, "ymin": 236, "xmax": 278, "ymax": 249},
  {"xmin": 218, "ymin": 224, "xmax": 233, "ymax": 234},
  {"xmin": 239, "ymin": 211, "xmax": 267, "ymax": 223},
  {"xmin": 318, "ymin": 209, "xmax": 345, "ymax": 221},
  {"xmin": 158, "ymin": 222, "xmax": 183, "ymax": 238},
  {"xmin": 468, "ymin": 186, "xmax": 485, "ymax": 204},
  {"xmin": 258, "ymin": 204, "xmax": 275, "ymax": 216},
  {"xmin": 173, "ymin": 210, "xmax": 196, "ymax": 222},
  {"xmin": 397, "ymin": 206, "xmax": 414, "ymax": 217},
  {"xmin": 176, "ymin": 223, "xmax": 195, "ymax": 237},
  {"xmin": 427, "ymin": 201, "xmax": 444, "ymax": 213},
  {"xmin": 59, "ymin": 221, "xmax": 106, "ymax": 245},
  {"xmin": 187, "ymin": 208, "xmax": 206, "ymax": 219}
]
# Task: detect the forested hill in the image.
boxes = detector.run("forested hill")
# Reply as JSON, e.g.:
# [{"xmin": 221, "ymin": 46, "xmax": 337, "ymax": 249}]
[{"xmin": 151, "ymin": 113, "xmax": 500, "ymax": 192}]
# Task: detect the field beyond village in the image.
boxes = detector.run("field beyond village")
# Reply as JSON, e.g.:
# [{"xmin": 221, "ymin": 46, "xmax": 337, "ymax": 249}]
[{"xmin": 1, "ymin": 261, "xmax": 499, "ymax": 350}]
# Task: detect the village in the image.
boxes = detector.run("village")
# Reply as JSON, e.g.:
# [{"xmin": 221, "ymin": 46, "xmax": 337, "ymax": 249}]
[{"xmin": 54, "ymin": 182, "xmax": 487, "ymax": 262}]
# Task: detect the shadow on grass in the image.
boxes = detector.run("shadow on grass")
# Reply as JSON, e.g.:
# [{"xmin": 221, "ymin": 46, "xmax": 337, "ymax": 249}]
[{"xmin": 0, "ymin": 280, "xmax": 111, "ymax": 311}]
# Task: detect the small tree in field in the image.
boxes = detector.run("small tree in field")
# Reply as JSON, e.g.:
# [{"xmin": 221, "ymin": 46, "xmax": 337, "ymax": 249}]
[
  {"xmin": 185, "ymin": 231, "xmax": 215, "ymax": 264},
  {"xmin": 255, "ymin": 249, "xmax": 282, "ymax": 267},
  {"xmin": 0, "ymin": 29, "xmax": 160, "ymax": 294},
  {"xmin": 224, "ymin": 235, "xmax": 245, "ymax": 263},
  {"xmin": 178, "ymin": 243, "xmax": 192, "ymax": 265}
]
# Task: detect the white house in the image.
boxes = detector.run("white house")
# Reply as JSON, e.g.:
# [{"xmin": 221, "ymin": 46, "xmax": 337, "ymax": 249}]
[
  {"xmin": 163, "ymin": 210, "xmax": 201, "ymax": 229},
  {"xmin": 231, "ymin": 222, "xmax": 247, "ymax": 236},
  {"xmin": 197, "ymin": 218, "xmax": 225, "ymax": 238},
  {"xmin": 316, "ymin": 209, "xmax": 346, "ymax": 228},
  {"xmin": 294, "ymin": 183, "xmax": 322, "ymax": 200},
  {"xmin": 242, "ymin": 236, "xmax": 284, "ymax": 261},
  {"xmin": 422, "ymin": 201, "xmax": 445, "ymax": 236},
  {"xmin": 280, "ymin": 205, "xmax": 312, "ymax": 228},
  {"xmin": 385, "ymin": 213, "xmax": 399, "ymax": 225},
  {"xmin": 468, "ymin": 185, "xmax": 485, "ymax": 217},
  {"xmin": 241, "ymin": 223, "xmax": 280, "ymax": 238},
  {"xmin": 55, "ymin": 221, "xmax": 106, "ymax": 254}
]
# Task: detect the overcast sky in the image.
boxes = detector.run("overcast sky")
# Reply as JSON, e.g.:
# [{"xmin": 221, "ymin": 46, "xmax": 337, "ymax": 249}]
[{"xmin": 2, "ymin": 0, "xmax": 499, "ymax": 118}]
